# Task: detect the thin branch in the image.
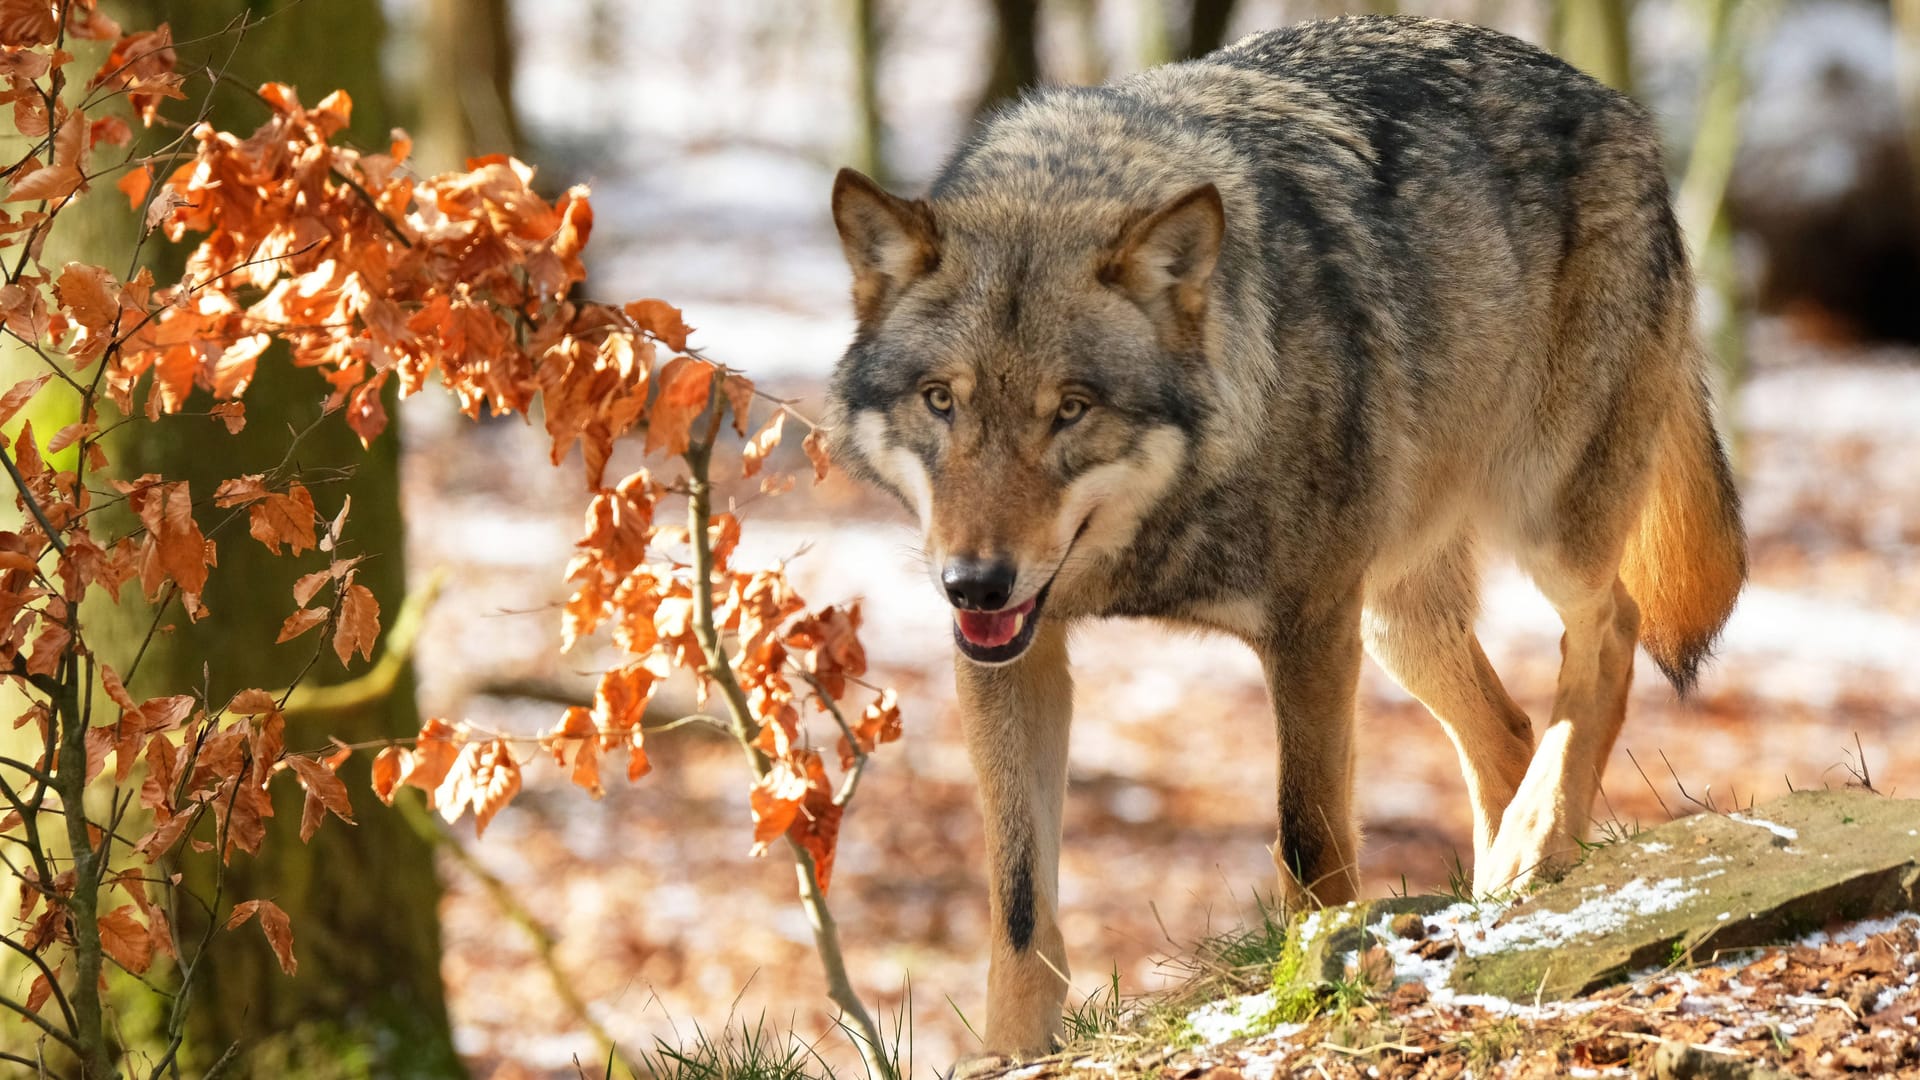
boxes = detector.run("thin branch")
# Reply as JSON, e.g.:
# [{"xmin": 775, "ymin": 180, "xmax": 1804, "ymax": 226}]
[
  {"xmin": 798, "ymin": 671, "xmax": 869, "ymax": 808},
  {"xmin": 0, "ymin": 989, "xmax": 83, "ymax": 1053},
  {"xmin": 0, "ymin": 444, "xmax": 68, "ymax": 555},
  {"xmin": 0, "ymin": 933, "xmax": 78, "ymax": 1035}
]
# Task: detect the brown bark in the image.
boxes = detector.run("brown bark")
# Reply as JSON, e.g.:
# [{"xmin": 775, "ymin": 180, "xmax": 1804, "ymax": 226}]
[{"xmin": 88, "ymin": 2, "xmax": 458, "ymax": 1074}]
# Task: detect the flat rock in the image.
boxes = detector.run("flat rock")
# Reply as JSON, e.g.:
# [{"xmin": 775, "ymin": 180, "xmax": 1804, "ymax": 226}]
[
  {"xmin": 1449, "ymin": 790, "xmax": 1920, "ymax": 1000},
  {"xmin": 1289, "ymin": 894, "xmax": 1452, "ymax": 990}
]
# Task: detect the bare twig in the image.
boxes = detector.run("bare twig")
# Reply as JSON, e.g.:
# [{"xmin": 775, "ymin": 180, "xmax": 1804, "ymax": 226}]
[
  {"xmin": 0, "ymin": 444, "xmax": 69, "ymax": 555},
  {"xmin": 680, "ymin": 382, "xmax": 893, "ymax": 1080}
]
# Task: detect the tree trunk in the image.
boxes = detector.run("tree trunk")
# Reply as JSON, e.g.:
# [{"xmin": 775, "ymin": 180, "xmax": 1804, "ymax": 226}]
[
  {"xmin": 1182, "ymin": 0, "xmax": 1238, "ymax": 59},
  {"xmin": 414, "ymin": 0, "xmax": 524, "ymax": 172},
  {"xmin": 1553, "ymin": 0, "xmax": 1637, "ymax": 97},
  {"xmin": 977, "ymin": 0, "xmax": 1041, "ymax": 115},
  {"xmin": 848, "ymin": 0, "xmax": 886, "ymax": 182},
  {"xmin": 92, "ymin": 2, "xmax": 459, "ymax": 1074}
]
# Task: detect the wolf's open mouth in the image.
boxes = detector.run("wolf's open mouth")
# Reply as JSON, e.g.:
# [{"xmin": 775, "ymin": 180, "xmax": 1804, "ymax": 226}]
[{"xmin": 952, "ymin": 584, "xmax": 1049, "ymax": 665}]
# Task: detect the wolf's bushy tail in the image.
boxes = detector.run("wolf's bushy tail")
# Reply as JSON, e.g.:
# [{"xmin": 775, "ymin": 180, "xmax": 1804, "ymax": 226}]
[{"xmin": 1619, "ymin": 365, "xmax": 1747, "ymax": 695}]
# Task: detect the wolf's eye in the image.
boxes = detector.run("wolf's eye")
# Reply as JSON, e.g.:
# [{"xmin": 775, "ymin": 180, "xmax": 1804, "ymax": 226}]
[
  {"xmin": 1055, "ymin": 397, "xmax": 1089, "ymax": 428},
  {"xmin": 923, "ymin": 385, "xmax": 954, "ymax": 418}
]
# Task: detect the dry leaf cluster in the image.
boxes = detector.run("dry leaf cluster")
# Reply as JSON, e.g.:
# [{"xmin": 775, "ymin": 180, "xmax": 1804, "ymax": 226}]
[{"xmin": 0, "ymin": 4, "xmax": 898, "ymax": 1070}]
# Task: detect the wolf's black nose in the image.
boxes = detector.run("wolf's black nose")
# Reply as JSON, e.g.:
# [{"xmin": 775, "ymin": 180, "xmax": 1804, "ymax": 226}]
[{"xmin": 943, "ymin": 558, "xmax": 1017, "ymax": 611}]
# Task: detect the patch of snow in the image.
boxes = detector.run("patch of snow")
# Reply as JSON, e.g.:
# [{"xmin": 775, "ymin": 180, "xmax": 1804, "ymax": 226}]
[
  {"xmin": 1465, "ymin": 877, "xmax": 1702, "ymax": 954},
  {"xmin": 1727, "ymin": 814, "xmax": 1800, "ymax": 842},
  {"xmin": 1792, "ymin": 912, "xmax": 1920, "ymax": 948},
  {"xmin": 1183, "ymin": 991, "xmax": 1302, "ymax": 1044},
  {"xmin": 1640, "ymin": 842, "xmax": 1672, "ymax": 854}
]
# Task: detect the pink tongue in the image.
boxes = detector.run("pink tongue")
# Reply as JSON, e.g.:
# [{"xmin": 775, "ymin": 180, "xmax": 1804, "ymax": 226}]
[{"xmin": 955, "ymin": 598, "xmax": 1034, "ymax": 648}]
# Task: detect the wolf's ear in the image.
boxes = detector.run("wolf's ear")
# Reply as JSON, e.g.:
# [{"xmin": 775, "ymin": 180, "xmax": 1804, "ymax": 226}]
[
  {"xmin": 1102, "ymin": 183, "xmax": 1225, "ymax": 343},
  {"xmin": 832, "ymin": 168, "xmax": 941, "ymax": 323}
]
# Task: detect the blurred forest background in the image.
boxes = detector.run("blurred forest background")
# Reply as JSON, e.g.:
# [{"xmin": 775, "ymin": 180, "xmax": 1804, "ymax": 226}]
[{"xmin": 10, "ymin": 0, "xmax": 1920, "ymax": 1075}]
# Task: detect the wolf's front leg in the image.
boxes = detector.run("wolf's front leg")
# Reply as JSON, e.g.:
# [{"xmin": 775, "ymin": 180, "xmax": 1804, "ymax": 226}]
[
  {"xmin": 1259, "ymin": 586, "xmax": 1365, "ymax": 909},
  {"xmin": 956, "ymin": 620, "xmax": 1074, "ymax": 1058}
]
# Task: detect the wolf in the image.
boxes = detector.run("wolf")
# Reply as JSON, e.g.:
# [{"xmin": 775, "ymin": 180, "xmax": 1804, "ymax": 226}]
[{"xmin": 825, "ymin": 14, "xmax": 1746, "ymax": 1056}]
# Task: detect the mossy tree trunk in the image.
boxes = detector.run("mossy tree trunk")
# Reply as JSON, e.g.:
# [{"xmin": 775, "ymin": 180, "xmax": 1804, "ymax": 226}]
[
  {"xmin": 86, "ymin": 2, "xmax": 459, "ymax": 1074},
  {"xmin": 1553, "ymin": 0, "xmax": 1637, "ymax": 97},
  {"xmin": 413, "ymin": 0, "xmax": 523, "ymax": 173}
]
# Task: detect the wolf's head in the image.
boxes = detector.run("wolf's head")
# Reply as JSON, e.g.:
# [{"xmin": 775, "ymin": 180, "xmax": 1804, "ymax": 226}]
[{"xmin": 824, "ymin": 168, "xmax": 1224, "ymax": 664}]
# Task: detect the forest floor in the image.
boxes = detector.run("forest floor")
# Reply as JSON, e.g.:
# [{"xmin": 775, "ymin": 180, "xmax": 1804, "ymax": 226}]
[
  {"xmin": 400, "ymin": 319, "xmax": 1920, "ymax": 1077},
  {"xmin": 399, "ymin": 7, "xmax": 1920, "ymax": 1072}
]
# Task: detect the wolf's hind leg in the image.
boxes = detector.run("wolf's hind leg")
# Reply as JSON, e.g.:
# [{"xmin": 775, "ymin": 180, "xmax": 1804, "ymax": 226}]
[
  {"xmin": 957, "ymin": 621, "xmax": 1074, "ymax": 1057},
  {"xmin": 1259, "ymin": 582, "xmax": 1365, "ymax": 909},
  {"xmin": 1363, "ymin": 534, "xmax": 1534, "ymax": 871},
  {"xmin": 1478, "ymin": 549, "xmax": 1640, "ymax": 895}
]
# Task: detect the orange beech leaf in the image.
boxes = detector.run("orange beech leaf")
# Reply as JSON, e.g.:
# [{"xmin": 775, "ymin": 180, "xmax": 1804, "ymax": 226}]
[
  {"xmin": 24, "ymin": 619, "xmax": 68, "ymax": 678},
  {"xmin": 0, "ymin": 372, "xmax": 50, "ymax": 427},
  {"xmin": 592, "ymin": 662, "xmax": 656, "ymax": 736},
  {"xmin": 406, "ymin": 718, "xmax": 463, "ymax": 801},
  {"xmin": 543, "ymin": 706, "xmax": 601, "ymax": 798},
  {"xmin": 126, "ymin": 694, "xmax": 192, "ymax": 736},
  {"xmin": 741, "ymin": 411, "xmax": 785, "ymax": 478},
  {"xmin": 91, "ymin": 24, "xmax": 182, "ymax": 124},
  {"xmin": 5, "ymin": 162, "xmax": 81, "ymax": 203},
  {"xmin": 840, "ymin": 688, "xmax": 903, "ymax": 768},
  {"xmin": 224, "ymin": 898, "xmax": 296, "ymax": 976},
  {"xmin": 226, "ymin": 688, "xmax": 279, "ymax": 716},
  {"xmin": 276, "ymin": 606, "xmax": 327, "ymax": 643},
  {"xmin": 97, "ymin": 905, "xmax": 153, "ymax": 974},
  {"xmin": 285, "ymin": 754, "xmax": 354, "ymax": 841},
  {"xmin": 212, "ymin": 334, "xmax": 270, "ymax": 398},
  {"xmin": 345, "ymin": 370, "xmax": 389, "ymax": 446},
  {"xmin": 624, "ymin": 298, "xmax": 692, "ymax": 351},
  {"xmin": 0, "ymin": 1, "xmax": 57, "ymax": 47},
  {"xmin": 129, "ymin": 480, "xmax": 207, "ymax": 598},
  {"xmin": 25, "ymin": 963, "xmax": 59, "ymax": 1015},
  {"xmin": 436, "ymin": 739, "xmax": 520, "ymax": 835},
  {"xmin": 247, "ymin": 485, "xmax": 317, "ymax": 555},
  {"xmin": 139, "ymin": 734, "xmax": 177, "ymax": 814},
  {"xmin": 332, "ymin": 583, "xmax": 379, "ymax": 666},
  {"xmin": 210, "ymin": 401, "xmax": 246, "ymax": 433},
  {"xmin": 721, "ymin": 374, "xmax": 754, "ymax": 435},
  {"xmin": 53, "ymin": 261, "xmax": 118, "ymax": 332},
  {"xmin": 90, "ymin": 115, "xmax": 132, "ymax": 148},
  {"xmin": 803, "ymin": 428, "xmax": 831, "ymax": 481},
  {"xmin": 750, "ymin": 773, "xmax": 805, "ymax": 849},
  {"xmin": 212, "ymin": 474, "xmax": 270, "ymax": 507},
  {"xmin": 645, "ymin": 356, "xmax": 714, "ymax": 456},
  {"xmin": 248, "ymin": 711, "xmax": 285, "ymax": 791},
  {"xmin": 291, "ymin": 569, "xmax": 331, "ymax": 607},
  {"xmin": 116, "ymin": 164, "xmax": 151, "ymax": 208},
  {"xmin": 788, "ymin": 773, "xmax": 844, "ymax": 891},
  {"xmin": 311, "ymin": 89, "xmax": 352, "ymax": 136},
  {"xmin": 51, "ymin": 109, "xmax": 85, "ymax": 171},
  {"xmin": 46, "ymin": 420, "xmax": 95, "ymax": 453},
  {"xmin": 370, "ymin": 745, "xmax": 404, "ymax": 805}
]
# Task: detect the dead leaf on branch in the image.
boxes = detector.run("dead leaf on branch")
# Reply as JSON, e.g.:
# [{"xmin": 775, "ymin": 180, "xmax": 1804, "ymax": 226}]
[
  {"xmin": 625, "ymin": 298, "xmax": 693, "ymax": 351},
  {"xmin": 276, "ymin": 605, "xmax": 327, "ymax": 643},
  {"xmin": 97, "ymin": 905, "xmax": 153, "ymax": 974},
  {"xmin": 284, "ymin": 754, "xmax": 354, "ymax": 841},
  {"xmin": 332, "ymin": 583, "xmax": 379, "ymax": 666},
  {"xmin": 247, "ymin": 484, "xmax": 317, "ymax": 555},
  {"xmin": 225, "ymin": 898, "xmax": 296, "ymax": 976}
]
